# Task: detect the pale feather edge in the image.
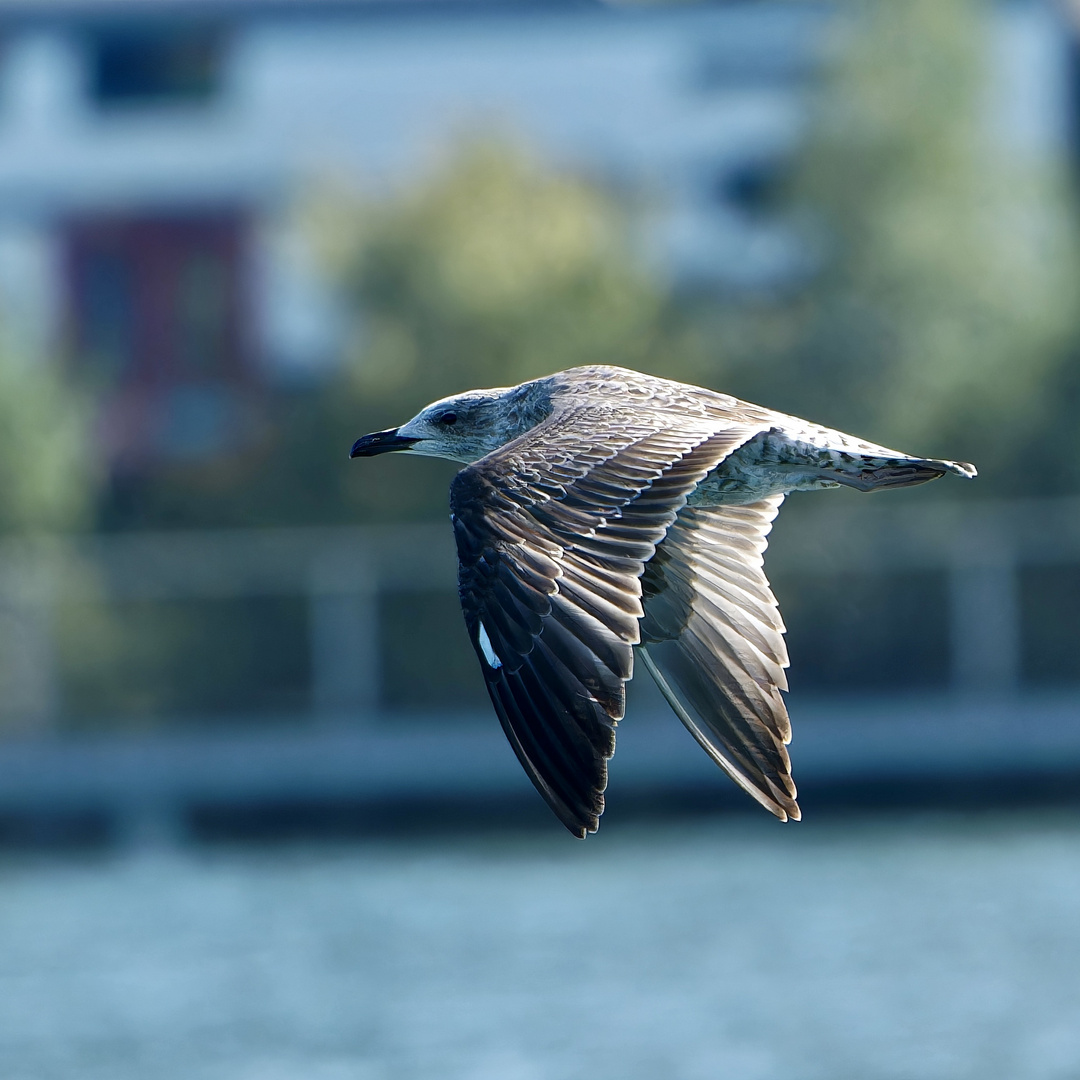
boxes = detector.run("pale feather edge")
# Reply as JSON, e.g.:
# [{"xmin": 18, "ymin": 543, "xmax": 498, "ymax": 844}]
[{"xmin": 636, "ymin": 646, "xmax": 800, "ymax": 822}]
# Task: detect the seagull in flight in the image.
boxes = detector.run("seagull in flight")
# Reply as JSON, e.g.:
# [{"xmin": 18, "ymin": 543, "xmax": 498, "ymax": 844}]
[{"xmin": 350, "ymin": 365, "xmax": 975, "ymax": 837}]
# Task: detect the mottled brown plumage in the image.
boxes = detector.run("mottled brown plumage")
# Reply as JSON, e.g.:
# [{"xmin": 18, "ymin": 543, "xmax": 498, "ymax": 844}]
[{"xmin": 350, "ymin": 365, "xmax": 976, "ymax": 837}]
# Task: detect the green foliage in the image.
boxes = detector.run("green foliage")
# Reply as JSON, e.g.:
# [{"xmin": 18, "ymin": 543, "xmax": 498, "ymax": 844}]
[
  {"xmin": 0, "ymin": 348, "xmax": 99, "ymax": 535},
  {"xmin": 109, "ymin": 139, "xmax": 710, "ymax": 530},
  {"xmin": 722, "ymin": 0, "xmax": 1080, "ymax": 488},
  {"xmin": 305, "ymin": 139, "xmax": 710, "ymax": 524},
  {"xmin": 319, "ymin": 140, "xmax": 684, "ymax": 397}
]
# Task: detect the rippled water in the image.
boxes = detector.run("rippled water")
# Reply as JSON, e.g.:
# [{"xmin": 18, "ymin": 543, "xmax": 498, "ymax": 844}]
[{"xmin": 1, "ymin": 811, "xmax": 1079, "ymax": 1080}]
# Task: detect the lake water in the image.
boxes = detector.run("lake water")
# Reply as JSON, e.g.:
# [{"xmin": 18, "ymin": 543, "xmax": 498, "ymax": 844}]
[{"xmin": 0, "ymin": 810, "xmax": 1078, "ymax": 1080}]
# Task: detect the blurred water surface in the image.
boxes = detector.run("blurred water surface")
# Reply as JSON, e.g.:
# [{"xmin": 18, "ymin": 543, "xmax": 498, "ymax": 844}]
[{"xmin": 0, "ymin": 812, "xmax": 1078, "ymax": 1080}]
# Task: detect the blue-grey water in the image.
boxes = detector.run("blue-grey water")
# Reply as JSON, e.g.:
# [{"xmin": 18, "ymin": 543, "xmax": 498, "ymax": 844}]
[{"xmin": 1, "ymin": 811, "xmax": 1079, "ymax": 1080}]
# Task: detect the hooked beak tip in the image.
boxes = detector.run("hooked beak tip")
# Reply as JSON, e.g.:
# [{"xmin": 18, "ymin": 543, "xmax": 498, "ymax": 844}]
[{"xmin": 349, "ymin": 428, "xmax": 420, "ymax": 458}]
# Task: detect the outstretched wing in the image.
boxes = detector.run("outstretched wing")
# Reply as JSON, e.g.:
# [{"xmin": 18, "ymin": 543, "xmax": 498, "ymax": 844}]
[
  {"xmin": 451, "ymin": 411, "xmax": 763, "ymax": 837},
  {"xmin": 638, "ymin": 497, "xmax": 799, "ymax": 820}
]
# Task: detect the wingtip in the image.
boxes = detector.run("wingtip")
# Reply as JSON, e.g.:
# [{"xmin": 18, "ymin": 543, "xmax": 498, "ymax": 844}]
[
  {"xmin": 767, "ymin": 798, "xmax": 801, "ymax": 822},
  {"xmin": 559, "ymin": 804, "xmax": 601, "ymax": 840}
]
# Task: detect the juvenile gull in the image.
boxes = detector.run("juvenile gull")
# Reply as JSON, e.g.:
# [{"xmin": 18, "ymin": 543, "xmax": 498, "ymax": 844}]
[{"xmin": 350, "ymin": 365, "xmax": 976, "ymax": 837}]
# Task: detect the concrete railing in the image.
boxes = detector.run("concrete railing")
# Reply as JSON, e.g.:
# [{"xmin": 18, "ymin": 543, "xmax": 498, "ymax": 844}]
[
  {"xmin": 0, "ymin": 523, "xmax": 457, "ymax": 731},
  {"xmin": 0, "ymin": 495, "xmax": 1076, "ymax": 733},
  {"xmin": 763, "ymin": 494, "xmax": 1080, "ymax": 698}
]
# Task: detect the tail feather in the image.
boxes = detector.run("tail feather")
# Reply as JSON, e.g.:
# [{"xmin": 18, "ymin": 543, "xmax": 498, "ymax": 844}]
[{"xmin": 833, "ymin": 456, "xmax": 977, "ymax": 493}]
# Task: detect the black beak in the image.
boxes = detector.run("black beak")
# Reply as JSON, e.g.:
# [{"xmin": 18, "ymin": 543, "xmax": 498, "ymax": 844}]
[{"xmin": 349, "ymin": 428, "xmax": 420, "ymax": 458}]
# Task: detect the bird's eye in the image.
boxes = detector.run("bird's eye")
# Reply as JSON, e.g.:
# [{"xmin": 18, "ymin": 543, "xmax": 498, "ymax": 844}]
[{"xmin": 439, "ymin": 412, "xmax": 458, "ymax": 426}]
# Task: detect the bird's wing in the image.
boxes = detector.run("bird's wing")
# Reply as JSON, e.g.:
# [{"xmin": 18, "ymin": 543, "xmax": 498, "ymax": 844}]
[
  {"xmin": 451, "ymin": 410, "xmax": 765, "ymax": 837},
  {"xmin": 638, "ymin": 497, "xmax": 799, "ymax": 820}
]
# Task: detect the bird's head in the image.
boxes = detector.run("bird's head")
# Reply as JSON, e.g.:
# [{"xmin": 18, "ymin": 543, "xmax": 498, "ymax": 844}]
[{"xmin": 350, "ymin": 381, "xmax": 553, "ymax": 465}]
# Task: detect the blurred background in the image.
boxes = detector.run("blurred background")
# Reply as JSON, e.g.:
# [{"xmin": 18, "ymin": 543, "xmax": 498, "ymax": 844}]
[{"xmin": 1, "ymin": 0, "xmax": 1080, "ymax": 1076}]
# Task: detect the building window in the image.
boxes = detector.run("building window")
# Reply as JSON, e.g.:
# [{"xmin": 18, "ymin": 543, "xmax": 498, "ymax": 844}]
[
  {"xmin": 78, "ymin": 248, "xmax": 136, "ymax": 379},
  {"xmin": 65, "ymin": 212, "xmax": 252, "ymax": 465},
  {"xmin": 88, "ymin": 24, "xmax": 224, "ymax": 109},
  {"xmin": 712, "ymin": 158, "xmax": 788, "ymax": 218}
]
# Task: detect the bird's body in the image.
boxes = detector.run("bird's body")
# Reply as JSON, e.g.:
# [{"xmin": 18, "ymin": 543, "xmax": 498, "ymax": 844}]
[{"xmin": 351, "ymin": 365, "xmax": 975, "ymax": 836}]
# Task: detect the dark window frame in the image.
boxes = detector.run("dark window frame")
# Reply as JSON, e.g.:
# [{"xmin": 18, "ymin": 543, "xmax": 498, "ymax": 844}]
[{"xmin": 85, "ymin": 22, "xmax": 228, "ymax": 110}]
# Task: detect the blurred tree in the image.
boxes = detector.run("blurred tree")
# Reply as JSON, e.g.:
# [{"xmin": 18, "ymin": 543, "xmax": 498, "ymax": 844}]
[
  {"xmin": 0, "ymin": 346, "xmax": 99, "ymax": 535},
  {"xmin": 312, "ymin": 138, "xmax": 712, "ymax": 522},
  {"xmin": 120, "ymin": 138, "xmax": 710, "ymax": 529},
  {"xmin": 720, "ymin": 0, "xmax": 1080, "ymax": 491},
  {"xmin": 0, "ymin": 343, "xmax": 103, "ymax": 730}
]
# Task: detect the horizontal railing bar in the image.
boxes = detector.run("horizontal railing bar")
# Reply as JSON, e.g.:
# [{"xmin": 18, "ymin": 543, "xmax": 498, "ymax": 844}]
[
  {"xmin": 0, "ymin": 496, "xmax": 1075, "ymax": 603},
  {"xmin": 0, "ymin": 523, "xmax": 458, "ymax": 602},
  {"xmin": 3, "ymin": 692, "xmax": 1080, "ymax": 816},
  {"xmin": 767, "ymin": 494, "xmax": 1080, "ymax": 573}
]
